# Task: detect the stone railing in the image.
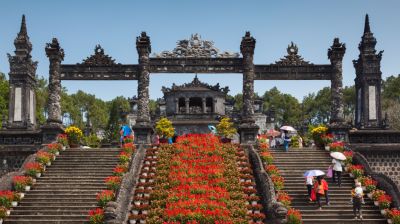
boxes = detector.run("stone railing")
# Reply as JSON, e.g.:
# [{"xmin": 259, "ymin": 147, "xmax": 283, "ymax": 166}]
[
  {"xmin": 245, "ymin": 144, "xmax": 287, "ymax": 224},
  {"xmin": 104, "ymin": 144, "xmax": 147, "ymax": 224},
  {"xmin": 352, "ymin": 151, "xmax": 400, "ymax": 208}
]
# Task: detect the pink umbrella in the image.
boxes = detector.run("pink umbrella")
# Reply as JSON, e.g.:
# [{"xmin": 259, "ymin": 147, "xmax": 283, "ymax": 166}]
[{"xmin": 266, "ymin": 129, "xmax": 280, "ymax": 137}]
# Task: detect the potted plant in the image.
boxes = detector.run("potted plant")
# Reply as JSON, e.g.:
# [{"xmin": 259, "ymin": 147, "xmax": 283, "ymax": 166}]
[
  {"xmin": 57, "ymin": 134, "xmax": 68, "ymax": 150},
  {"xmin": 271, "ymin": 175, "xmax": 285, "ymax": 191},
  {"xmin": 378, "ymin": 194, "xmax": 392, "ymax": 213},
  {"xmin": 216, "ymin": 117, "xmax": 236, "ymax": 143},
  {"xmin": 118, "ymin": 152, "xmax": 131, "ymax": 164},
  {"xmin": 11, "ymin": 192, "xmax": 21, "ymax": 207},
  {"xmin": 364, "ymin": 177, "xmax": 378, "ymax": 193},
  {"xmin": 329, "ymin": 141, "xmax": 345, "ymax": 152},
  {"xmin": 265, "ymin": 165, "xmax": 280, "ymax": 176},
  {"xmin": 24, "ymin": 162, "xmax": 43, "ymax": 178},
  {"xmin": 65, "ymin": 126, "xmax": 83, "ymax": 148},
  {"xmin": 322, "ymin": 134, "xmax": 334, "ymax": 150},
  {"xmin": 349, "ymin": 165, "xmax": 364, "ymax": 179},
  {"xmin": 47, "ymin": 143, "xmax": 62, "ymax": 155},
  {"xmin": 310, "ymin": 125, "xmax": 328, "ymax": 149},
  {"xmin": 276, "ymin": 191, "xmax": 292, "ymax": 208},
  {"xmin": 260, "ymin": 151, "xmax": 273, "ymax": 164},
  {"xmin": 387, "ymin": 208, "xmax": 400, "ymax": 224},
  {"xmin": 0, "ymin": 206, "xmax": 7, "ymax": 224},
  {"xmin": 12, "ymin": 176, "xmax": 31, "ymax": 192},
  {"xmin": 88, "ymin": 208, "xmax": 104, "ymax": 224},
  {"xmin": 36, "ymin": 150, "xmax": 52, "ymax": 167},
  {"xmin": 122, "ymin": 142, "xmax": 135, "ymax": 154},
  {"xmin": 343, "ymin": 151, "xmax": 354, "ymax": 167},
  {"xmin": 155, "ymin": 117, "xmax": 175, "ymax": 143},
  {"xmin": 286, "ymin": 208, "xmax": 302, "ymax": 224},
  {"xmin": 113, "ymin": 165, "xmax": 128, "ymax": 176},
  {"xmin": 104, "ymin": 176, "xmax": 122, "ymax": 191},
  {"xmin": 372, "ymin": 190, "xmax": 386, "ymax": 205},
  {"xmin": 96, "ymin": 190, "xmax": 115, "ymax": 207},
  {"xmin": 0, "ymin": 191, "xmax": 13, "ymax": 209}
]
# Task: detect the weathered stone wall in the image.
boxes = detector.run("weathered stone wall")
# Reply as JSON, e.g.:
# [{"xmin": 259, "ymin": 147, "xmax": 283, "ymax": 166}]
[
  {"xmin": 0, "ymin": 146, "xmax": 37, "ymax": 177},
  {"xmin": 360, "ymin": 150, "xmax": 400, "ymax": 187}
]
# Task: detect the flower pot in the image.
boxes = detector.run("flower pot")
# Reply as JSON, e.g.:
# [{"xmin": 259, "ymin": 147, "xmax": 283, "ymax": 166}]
[
  {"xmin": 367, "ymin": 193, "xmax": 373, "ymax": 199},
  {"xmin": 381, "ymin": 210, "xmax": 387, "ymax": 216},
  {"xmin": 36, "ymin": 173, "xmax": 41, "ymax": 178},
  {"xmin": 46, "ymin": 162, "xmax": 51, "ymax": 166},
  {"xmin": 6, "ymin": 210, "xmax": 10, "ymax": 216},
  {"xmin": 325, "ymin": 146, "xmax": 330, "ymax": 151},
  {"xmin": 25, "ymin": 186, "xmax": 31, "ymax": 191},
  {"xmin": 388, "ymin": 219, "xmax": 393, "ymax": 224},
  {"xmin": 19, "ymin": 193, "xmax": 25, "ymax": 198},
  {"xmin": 142, "ymin": 210, "xmax": 148, "ymax": 215},
  {"xmin": 11, "ymin": 201, "xmax": 18, "ymax": 207},
  {"xmin": 62, "ymin": 146, "xmax": 66, "ymax": 151},
  {"xmin": 55, "ymin": 151, "xmax": 60, "ymax": 156},
  {"xmin": 129, "ymin": 220, "xmax": 136, "ymax": 224},
  {"xmin": 132, "ymin": 210, "xmax": 139, "ymax": 215},
  {"xmin": 374, "ymin": 201, "xmax": 379, "ymax": 206}
]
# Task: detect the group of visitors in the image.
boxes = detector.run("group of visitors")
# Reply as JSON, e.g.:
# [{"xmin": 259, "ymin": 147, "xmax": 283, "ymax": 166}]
[{"xmin": 305, "ymin": 157, "xmax": 364, "ymax": 219}]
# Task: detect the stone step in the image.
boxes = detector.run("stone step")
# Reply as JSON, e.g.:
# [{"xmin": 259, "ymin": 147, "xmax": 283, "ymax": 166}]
[
  {"xmin": 4, "ymin": 220, "xmax": 87, "ymax": 224},
  {"xmin": 294, "ymin": 205, "xmax": 379, "ymax": 210},
  {"xmin": 9, "ymin": 210, "xmax": 89, "ymax": 215},
  {"xmin": 4, "ymin": 215, "xmax": 87, "ymax": 221},
  {"xmin": 18, "ymin": 198, "xmax": 97, "ymax": 203},
  {"xmin": 12, "ymin": 205, "xmax": 96, "ymax": 211},
  {"xmin": 302, "ymin": 218, "xmax": 387, "ymax": 224},
  {"xmin": 24, "ymin": 194, "xmax": 97, "ymax": 198},
  {"xmin": 18, "ymin": 201, "xmax": 96, "ymax": 206}
]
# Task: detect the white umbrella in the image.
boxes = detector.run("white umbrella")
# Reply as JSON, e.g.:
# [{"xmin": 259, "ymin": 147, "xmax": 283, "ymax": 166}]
[
  {"xmin": 304, "ymin": 170, "xmax": 325, "ymax": 177},
  {"xmin": 280, "ymin": 126, "xmax": 297, "ymax": 132},
  {"xmin": 330, "ymin": 152, "xmax": 346, "ymax": 161}
]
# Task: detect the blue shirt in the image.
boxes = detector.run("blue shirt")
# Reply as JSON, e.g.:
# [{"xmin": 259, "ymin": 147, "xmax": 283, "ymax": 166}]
[{"xmin": 121, "ymin": 125, "xmax": 132, "ymax": 137}]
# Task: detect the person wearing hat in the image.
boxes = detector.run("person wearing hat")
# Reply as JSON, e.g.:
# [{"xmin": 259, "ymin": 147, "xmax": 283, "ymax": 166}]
[{"xmin": 352, "ymin": 182, "xmax": 364, "ymax": 220}]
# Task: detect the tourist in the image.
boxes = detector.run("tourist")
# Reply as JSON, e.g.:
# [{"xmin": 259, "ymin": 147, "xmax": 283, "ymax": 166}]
[
  {"xmin": 298, "ymin": 136, "xmax": 303, "ymax": 148},
  {"xmin": 305, "ymin": 176, "xmax": 314, "ymax": 201},
  {"xmin": 270, "ymin": 136, "xmax": 276, "ymax": 149},
  {"xmin": 332, "ymin": 158, "xmax": 343, "ymax": 187},
  {"xmin": 119, "ymin": 124, "xmax": 132, "ymax": 147},
  {"xmin": 352, "ymin": 182, "xmax": 364, "ymax": 220},
  {"xmin": 282, "ymin": 130, "xmax": 290, "ymax": 152},
  {"xmin": 314, "ymin": 176, "xmax": 330, "ymax": 210}
]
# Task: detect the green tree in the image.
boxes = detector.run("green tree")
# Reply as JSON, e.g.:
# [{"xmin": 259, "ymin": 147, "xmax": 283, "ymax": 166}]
[
  {"xmin": 35, "ymin": 76, "xmax": 48, "ymax": 125},
  {"xmin": 0, "ymin": 72, "xmax": 9, "ymax": 127},
  {"xmin": 343, "ymin": 85, "xmax": 355, "ymax": 123},
  {"xmin": 105, "ymin": 96, "xmax": 130, "ymax": 143}
]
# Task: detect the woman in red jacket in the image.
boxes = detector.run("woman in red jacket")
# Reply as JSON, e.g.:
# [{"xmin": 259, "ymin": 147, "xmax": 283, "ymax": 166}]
[{"xmin": 314, "ymin": 176, "xmax": 330, "ymax": 210}]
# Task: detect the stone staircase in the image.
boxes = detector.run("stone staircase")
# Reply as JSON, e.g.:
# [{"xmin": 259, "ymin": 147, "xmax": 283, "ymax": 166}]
[
  {"xmin": 271, "ymin": 148, "xmax": 387, "ymax": 224},
  {"xmin": 4, "ymin": 148, "xmax": 121, "ymax": 224}
]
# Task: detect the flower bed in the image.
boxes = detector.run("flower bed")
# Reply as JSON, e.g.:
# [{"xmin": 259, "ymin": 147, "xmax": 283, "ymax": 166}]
[{"xmin": 129, "ymin": 134, "xmax": 264, "ymax": 223}]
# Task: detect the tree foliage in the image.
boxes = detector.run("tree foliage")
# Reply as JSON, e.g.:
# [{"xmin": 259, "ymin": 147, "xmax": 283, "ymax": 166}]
[{"xmin": 0, "ymin": 73, "xmax": 9, "ymax": 127}]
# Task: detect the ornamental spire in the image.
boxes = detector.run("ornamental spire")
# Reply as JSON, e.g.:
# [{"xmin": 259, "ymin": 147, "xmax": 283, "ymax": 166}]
[
  {"xmin": 364, "ymin": 14, "xmax": 371, "ymax": 34},
  {"xmin": 14, "ymin": 14, "xmax": 32, "ymax": 57}
]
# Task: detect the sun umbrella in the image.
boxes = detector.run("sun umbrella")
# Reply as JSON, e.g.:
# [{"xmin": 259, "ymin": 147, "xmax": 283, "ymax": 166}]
[
  {"xmin": 266, "ymin": 129, "xmax": 280, "ymax": 137},
  {"xmin": 280, "ymin": 126, "xmax": 297, "ymax": 132},
  {"xmin": 303, "ymin": 170, "xmax": 325, "ymax": 177},
  {"xmin": 208, "ymin": 125, "xmax": 217, "ymax": 134},
  {"xmin": 330, "ymin": 152, "xmax": 346, "ymax": 161}
]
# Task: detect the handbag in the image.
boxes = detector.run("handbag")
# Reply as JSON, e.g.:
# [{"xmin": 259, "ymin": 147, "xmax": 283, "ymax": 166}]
[{"xmin": 327, "ymin": 166, "xmax": 333, "ymax": 178}]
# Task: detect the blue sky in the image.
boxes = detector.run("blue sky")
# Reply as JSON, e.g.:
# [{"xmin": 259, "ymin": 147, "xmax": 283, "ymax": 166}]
[{"xmin": 0, "ymin": 0, "xmax": 399, "ymax": 101}]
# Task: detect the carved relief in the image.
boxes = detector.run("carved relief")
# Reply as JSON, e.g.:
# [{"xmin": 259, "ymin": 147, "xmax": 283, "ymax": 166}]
[
  {"xmin": 162, "ymin": 75, "xmax": 229, "ymax": 94},
  {"xmin": 81, "ymin": 45, "xmax": 118, "ymax": 66},
  {"xmin": 154, "ymin": 34, "xmax": 239, "ymax": 58},
  {"xmin": 275, "ymin": 42, "xmax": 311, "ymax": 66}
]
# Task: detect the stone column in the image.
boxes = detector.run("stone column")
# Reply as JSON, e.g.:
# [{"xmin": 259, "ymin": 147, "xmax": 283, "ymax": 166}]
[
  {"xmin": 202, "ymin": 98, "xmax": 206, "ymax": 113},
  {"xmin": 185, "ymin": 98, "xmax": 190, "ymax": 114},
  {"xmin": 238, "ymin": 32, "xmax": 259, "ymax": 144},
  {"xmin": 328, "ymin": 38, "xmax": 346, "ymax": 124},
  {"xmin": 136, "ymin": 32, "xmax": 151, "ymax": 125},
  {"xmin": 133, "ymin": 32, "xmax": 152, "ymax": 144},
  {"xmin": 241, "ymin": 32, "xmax": 256, "ymax": 122},
  {"xmin": 45, "ymin": 38, "xmax": 64, "ymax": 125},
  {"xmin": 328, "ymin": 38, "xmax": 349, "ymax": 142}
]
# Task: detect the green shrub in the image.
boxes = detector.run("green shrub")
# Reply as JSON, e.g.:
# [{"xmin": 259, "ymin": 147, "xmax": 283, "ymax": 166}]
[{"xmin": 84, "ymin": 134, "xmax": 101, "ymax": 148}]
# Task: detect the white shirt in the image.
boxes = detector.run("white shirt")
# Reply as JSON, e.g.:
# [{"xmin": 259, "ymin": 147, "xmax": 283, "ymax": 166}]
[
  {"xmin": 332, "ymin": 159, "xmax": 343, "ymax": 172},
  {"xmin": 306, "ymin": 176, "xmax": 313, "ymax": 185},
  {"xmin": 355, "ymin": 186, "xmax": 363, "ymax": 197}
]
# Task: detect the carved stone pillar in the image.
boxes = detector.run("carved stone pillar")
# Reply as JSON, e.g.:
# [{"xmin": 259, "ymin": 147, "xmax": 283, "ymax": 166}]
[
  {"xmin": 185, "ymin": 98, "xmax": 190, "ymax": 114},
  {"xmin": 328, "ymin": 38, "xmax": 346, "ymax": 124},
  {"xmin": 136, "ymin": 32, "xmax": 151, "ymax": 125},
  {"xmin": 241, "ymin": 32, "xmax": 256, "ymax": 123},
  {"xmin": 42, "ymin": 38, "xmax": 65, "ymax": 143},
  {"xmin": 202, "ymin": 98, "xmax": 206, "ymax": 113},
  {"xmin": 328, "ymin": 38, "xmax": 349, "ymax": 142},
  {"xmin": 133, "ymin": 32, "xmax": 152, "ymax": 144},
  {"xmin": 353, "ymin": 15, "xmax": 384, "ymax": 130},
  {"xmin": 45, "ymin": 38, "xmax": 64, "ymax": 125},
  {"xmin": 6, "ymin": 15, "xmax": 38, "ymax": 130},
  {"xmin": 238, "ymin": 32, "xmax": 259, "ymax": 144}
]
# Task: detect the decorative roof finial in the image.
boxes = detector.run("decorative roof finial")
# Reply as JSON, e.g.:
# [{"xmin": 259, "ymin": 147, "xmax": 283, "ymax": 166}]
[
  {"xmin": 20, "ymin": 14, "xmax": 27, "ymax": 35},
  {"xmin": 364, "ymin": 14, "xmax": 371, "ymax": 34}
]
